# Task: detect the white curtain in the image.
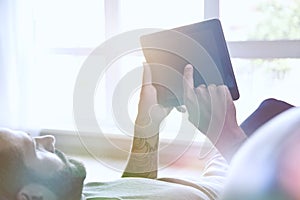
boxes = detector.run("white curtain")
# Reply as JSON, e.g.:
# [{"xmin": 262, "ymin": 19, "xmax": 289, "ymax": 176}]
[{"xmin": 0, "ymin": 0, "xmax": 34, "ymax": 130}]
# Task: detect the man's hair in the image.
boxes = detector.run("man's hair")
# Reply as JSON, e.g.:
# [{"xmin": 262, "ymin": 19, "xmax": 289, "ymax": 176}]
[{"xmin": 0, "ymin": 145, "xmax": 86, "ymax": 200}]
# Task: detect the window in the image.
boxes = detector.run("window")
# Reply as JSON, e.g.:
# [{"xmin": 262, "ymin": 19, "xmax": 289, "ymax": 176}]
[
  {"xmin": 94, "ymin": 0, "xmax": 205, "ymax": 138},
  {"xmin": 119, "ymin": 0, "xmax": 204, "ymax": 31},
  {"xmin": 220, "ymin": 0, "xmax": 300, "ymax": 41},
  {"xmin": 219, "ymin": 0, "xmax": 300, "ymax": 122},
  {"xmin": 15, "ymin": 0, "xmax": 206, "ymax": 140},
  {"xmin": 23, "ymin": 0, "xmax": 105, "ymax": 129},
  {"xmin": 8, "ymin": 0, "xmax": 300, "ymax": 137}
]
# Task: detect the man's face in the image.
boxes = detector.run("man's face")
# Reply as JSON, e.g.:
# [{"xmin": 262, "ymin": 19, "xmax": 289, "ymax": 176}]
[
  {"xmin": 0, "ymin": 128, "xmax": 86, "ymax": 199},
  {"xmin": 0, "ymin": 128, "xmax": 66, "ymax": 178}
]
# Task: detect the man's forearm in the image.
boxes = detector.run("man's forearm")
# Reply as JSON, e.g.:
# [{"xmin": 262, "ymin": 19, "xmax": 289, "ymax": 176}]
[
  {"xmin": 122, "ymin": 125, "xmax": 160, "ymax": 179},
  {"xmin": 122, "ymin": 63, "xmax": 172, "ymax": 179},
  {"xmin": 212, "ymin": 125, "xmax": 247, "ymax": 163}
]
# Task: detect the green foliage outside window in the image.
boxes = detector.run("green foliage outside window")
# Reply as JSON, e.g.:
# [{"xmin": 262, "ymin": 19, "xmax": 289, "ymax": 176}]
[{"xmin": 248, "ymin": 0, "xmax": 300, "ymax": 79}]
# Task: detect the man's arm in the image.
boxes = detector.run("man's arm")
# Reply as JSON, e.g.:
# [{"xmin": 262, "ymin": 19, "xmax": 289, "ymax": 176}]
[
  {"xmin": 183, "ymin": 64, "xmax": 247, "ymax": 162},
  {"xmin": 121, "ymin": 125, "xmax": 160, "ymax": 178},
  {"xmin": 122, "ymin": 63, "xmax": 172, "ymax": 179}
]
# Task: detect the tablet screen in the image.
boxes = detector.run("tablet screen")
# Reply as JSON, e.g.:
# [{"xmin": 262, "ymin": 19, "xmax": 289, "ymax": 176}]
[{"xmin": 140, "ymin": 19, "xmax": 239, "ymax": 107}]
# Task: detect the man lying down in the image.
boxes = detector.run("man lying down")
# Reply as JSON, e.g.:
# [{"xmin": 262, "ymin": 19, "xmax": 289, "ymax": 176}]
[{"xmin": 0, "ymin": 63, "xmax": 255, "ymax": 200}]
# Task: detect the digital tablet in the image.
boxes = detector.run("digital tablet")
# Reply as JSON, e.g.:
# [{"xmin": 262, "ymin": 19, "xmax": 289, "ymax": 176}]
[{"xmin": 140, "ymin": 18, "xmax": 240, "ymax": 107}]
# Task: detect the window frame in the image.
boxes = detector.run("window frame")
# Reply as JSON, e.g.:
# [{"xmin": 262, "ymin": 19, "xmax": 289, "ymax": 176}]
[{"xmin": 50, "ymin": 0, "xmax": 300, "ymax": 58}]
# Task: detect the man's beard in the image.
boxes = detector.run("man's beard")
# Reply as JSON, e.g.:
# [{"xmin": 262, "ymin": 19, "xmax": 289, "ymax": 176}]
[
  {"xmin": 54, "ymin": 148, "xmax": 87, "ymax": 179},
  {"xmin": 25, "ymin": 149, "xmax": 87, "ymax": 199}
]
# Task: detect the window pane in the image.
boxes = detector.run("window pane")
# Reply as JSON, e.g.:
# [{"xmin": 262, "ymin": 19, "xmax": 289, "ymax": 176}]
[
  {"xmin": 220, "ymin": 0, "xmax": 300, "ymax": 41},
  {"xmin": 25, "ymin": 54, "xmax": 85, "ymax": 129},
  {"xmin": 119, "ymin": 0, "xmax": 204, "ymax": 31},
  {"xmin": 24, "ymin": 1, "xmax": 105, "ymax": 130},
  {"xmin": 95, "ymin": 0, "xmax": 205, "ymax": 138},
  {"xmin": 33, "ymin": 0, "xmax": 105, "ymax": 48},
  {"xmin": 232, "ymin": 59, "xmax": 300, "ymax": 123}
]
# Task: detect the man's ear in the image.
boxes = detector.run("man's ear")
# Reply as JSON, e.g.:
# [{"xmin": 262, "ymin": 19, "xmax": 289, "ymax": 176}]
[{"xmin": 17, "ymin": 183, "xmax": 57, "ymax": 200}]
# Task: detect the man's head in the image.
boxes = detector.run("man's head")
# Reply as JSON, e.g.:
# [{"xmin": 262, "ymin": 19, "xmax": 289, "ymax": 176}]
[{"xmin": 0, "ymin": 128, "xmax": 86, "ymax": 200}]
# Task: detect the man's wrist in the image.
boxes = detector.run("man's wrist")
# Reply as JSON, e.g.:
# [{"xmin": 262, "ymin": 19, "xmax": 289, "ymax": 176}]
[
  {"xmin": 135, "ymin": 115, "xmax": 161, "ymax": 134},
  {"xmin": 134, "ymin": 122, "xmax": 160, "ymax": 137},
  {"xmin": 214, "ymin": 125, "xmax": 247, "ymax": 162}
]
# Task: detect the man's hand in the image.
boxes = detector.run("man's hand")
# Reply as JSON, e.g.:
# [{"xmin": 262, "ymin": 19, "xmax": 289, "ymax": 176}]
[
  {"xmin": 135, "ymin": 62, "xmax": 173, "ymax": 131},
  {"xmin": 183, "ymin": 64, "xmax": 247, "ymax": 162}
]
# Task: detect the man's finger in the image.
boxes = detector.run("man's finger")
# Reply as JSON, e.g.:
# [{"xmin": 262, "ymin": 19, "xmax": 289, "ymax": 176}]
[
  {"xmin": 183, "ymin": 64, "xmax": 194, "ymax": 96},
  {"xmin": 183, "ymin": 64, "xmax": 193, "ymax": 87},
  {"xmin": 142, "ymin": 62, "xmax": 152, "ymax": 86},
  {"xmin": 218, "ymin": 85, "xmax": 233, "ymax": 101}
]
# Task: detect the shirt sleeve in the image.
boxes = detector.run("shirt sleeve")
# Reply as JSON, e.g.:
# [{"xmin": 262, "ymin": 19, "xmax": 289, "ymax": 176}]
[
  {"xmin": 158, "ymin": 151, "xmax": 229, "ymax": 200},
  {"xmin": 197, "ymin": 152, "xmax": 229, "ymax": 199}
]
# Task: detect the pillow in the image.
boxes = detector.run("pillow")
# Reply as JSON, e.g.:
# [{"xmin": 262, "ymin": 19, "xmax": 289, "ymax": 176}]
[{"xmin": 222, "ymin": 107, "xmax": 300, "ymax": 200}]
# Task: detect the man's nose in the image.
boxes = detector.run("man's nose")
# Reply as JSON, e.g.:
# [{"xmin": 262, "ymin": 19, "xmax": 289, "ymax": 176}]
[{"xmin": 35, "ymin": 135, "xmax": 56, "ymax": 153}]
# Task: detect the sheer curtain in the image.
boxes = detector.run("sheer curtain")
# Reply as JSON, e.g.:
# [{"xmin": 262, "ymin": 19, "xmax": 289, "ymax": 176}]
[{"xmin": 0, "ymin": 0, "xmax": 35, "ymax": 132}]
